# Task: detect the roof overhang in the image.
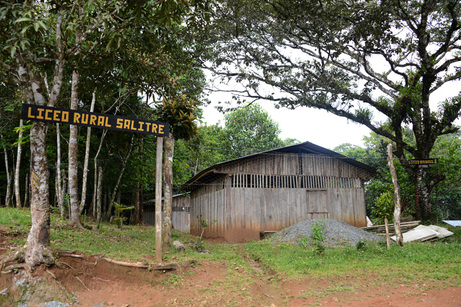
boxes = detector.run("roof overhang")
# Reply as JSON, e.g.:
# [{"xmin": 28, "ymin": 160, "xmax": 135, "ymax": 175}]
[{"xmin": 182, "ymin": 141, "xmax": 376, "ymax": 190}]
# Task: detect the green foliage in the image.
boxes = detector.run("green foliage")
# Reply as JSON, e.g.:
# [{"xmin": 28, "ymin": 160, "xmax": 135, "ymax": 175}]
[
  {"xmin": 112, "ymin": 202, "xmax": 134, "ymax": 229},
  {"xmin": 192, "ymin": 214, "xmax": 216, "ymax": 252},
  {"xmin": 1, "ymin": 207, "xmax": 460, "ymax": 296},
  {"xmin": 372, "ymin": 191, "xmax": 394, "ymax": 224},
  {"xmin": 153, "ymin": 95, "xmax": 201, "ymax": 141},
  {"xmin": 298, "ymin": 236, "xmax": 309, "ymax": 249},
  {"xmin": 0, "ymin": 0, "xmax": 209, "ymax": 218},
  {"xmin": 199, "ymin": 0, "xmax": 461, "ymax": 221},
  {"xmin": 173, "ymin": 104, "xmax": 287, "ymax": 187},
  {"xmin": 222, "ymin": 103, "xmax": 285, "ymax": 159},
  {"xmin": 337, "ymin": 128, "xmax": 461, "ymax": 222},
  {"xmin": 429, "ymin": 131, "xmax": 461, "ymax": 219},
  {"xmin": 0, "ymin": 207, "xmax": 31, "ymax": 236},
  {"xmin": 311, "ymin": 221, "xmax": 326, "ymax": 243},
  {"xmin": 311, "ymin": 221, "xmax": 326, "ymax": 255},
  {"xmin": 356, "ymin": 241, "xmax": 366, "ymax": 251}
]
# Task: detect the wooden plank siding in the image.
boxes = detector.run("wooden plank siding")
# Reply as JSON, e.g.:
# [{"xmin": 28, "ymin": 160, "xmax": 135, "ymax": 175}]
[
  {"xmin": 186, "ymin": 153, "xmax": 370, "ymax": 242},
  {"xmin": 172, "ymin": 195, "xmax": 190, "ymax": 233}
]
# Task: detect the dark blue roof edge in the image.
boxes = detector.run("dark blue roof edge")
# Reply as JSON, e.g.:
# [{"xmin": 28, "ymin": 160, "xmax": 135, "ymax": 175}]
[{"xmin": 182, "ymin": 141, "xmax": 376, "ymax": 189}]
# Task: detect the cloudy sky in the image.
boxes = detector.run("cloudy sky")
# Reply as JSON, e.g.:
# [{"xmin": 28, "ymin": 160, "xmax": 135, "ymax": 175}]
[
  {"xmin": 201, "ymin": 77, "xmax": 460, "ymax": 151},
  {"xmin": 201, "ymin": 102, "xmax": 371, "ymax": 150}
]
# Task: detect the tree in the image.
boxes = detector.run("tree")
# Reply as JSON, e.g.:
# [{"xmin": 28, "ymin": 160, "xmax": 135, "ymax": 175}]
[
  {"xmin": 174, "ymin": 123, "xmax": 227, "ymax": 184},
  {"xmin": 337, "ymin": 127, "xmax": 461, "ymax": 222},
  {"xmin": 201, "ymin": 0, "xmax": 461, "ymax": 221},
  {"xmin": 422, "ymin": 131, "xmax": 461, "ymax": 219},
  {"xmin": 154, "ymin": 95, "xmax": 201, "ymax": 251},
  {"xmin": 173, "ymin": 104, "xmax": 291, "ymax": 188},
  {"xmin": 222, "ymin": 103, "xmax": 285, "ymax": 159},
  {"xmin": 0, "ymin": 0, "xmax": 210, "ymax": 270}
]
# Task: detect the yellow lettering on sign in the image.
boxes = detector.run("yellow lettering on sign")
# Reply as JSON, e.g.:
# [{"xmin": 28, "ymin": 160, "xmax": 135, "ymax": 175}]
[
  {"xmin": 105, "ymin": 116, "xmax": 111, "ymax": 127},
  {"xmin": 145, "ymin": 122, "xmax": 151, "ymax": 132},
  {"xmin": 53, "ymin": 111, "xmax": 61, "ymax": 121},
  {"xmin": 45, "ymin": 109, "xmax": 53, "ymax": 120},
  {"xmin": 138, "ymin": 122, "xmax": 144, "ymax": 132},
  {"xmin": 97, "ymin": 116, "xmax": 104, "ymax": 126},
  {"xmin": 130, "ymin": 120, "xmax": 137, "ymax": 131},
  {"xmin": 36, "ymin": 108, "xmax": 44, "ymax": 119},
  {"xmin": 123, "ymin": 119, "xmax": 130, "ymax": 129},
  {"xmin": 81, "ymin": 113, "xmax": 89, "ymax": 124},
  {"xmin": 116, "ymin": 118, "xmax": 123, "ymax": 129},
  {"xmin": 152, "ymin": 123, "xmax": 157, "ymax": 133},
  {"xmin": 158, "ymin": 125, "xmax": 164, "ymax": 135},
  {"xmin": 74, "ymin": 113, "xmax": 81, "ymax": 123},
  {"xmin": 28, "ymin": 107, "xmax": 35, "ymax": 119},
  {"xmin": 90, "ymin": 115, "xmax": 97, "ymax": 125},
  {"xmin": 62, "ymin": 111, "xmax": 69, "ymax": 122}
]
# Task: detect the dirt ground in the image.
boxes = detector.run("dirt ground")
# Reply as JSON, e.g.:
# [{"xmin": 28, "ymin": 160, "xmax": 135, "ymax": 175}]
[{"xmin": 1, "ymin": 230, "xmax": 460, "ymax": 307}]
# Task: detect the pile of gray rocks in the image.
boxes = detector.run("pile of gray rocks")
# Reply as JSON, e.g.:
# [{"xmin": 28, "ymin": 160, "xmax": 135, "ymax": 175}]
[{"xmin": 270, "ymin": 218, "xmax": 383, "ymax": 247}]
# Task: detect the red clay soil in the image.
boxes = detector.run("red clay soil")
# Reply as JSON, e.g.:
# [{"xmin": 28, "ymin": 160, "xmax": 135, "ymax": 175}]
[{"xmin": 1, "ymin": 230, "xmax": 460, "ymax": 307}]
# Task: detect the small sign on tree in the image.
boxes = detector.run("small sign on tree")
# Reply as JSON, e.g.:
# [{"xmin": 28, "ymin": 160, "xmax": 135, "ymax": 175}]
[{"xmin": 407, "ymin": 159, "xmax": 438, "ymax": 165}]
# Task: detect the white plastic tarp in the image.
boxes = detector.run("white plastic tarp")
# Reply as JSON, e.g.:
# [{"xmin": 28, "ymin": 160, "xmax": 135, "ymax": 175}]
[
  {"xmin": 443, "ymin": 220, "xmax": 461, "ymax": 227},
  {"xmin": 390, "ymin": 225, "xmax": 453, "ymax": 242}
]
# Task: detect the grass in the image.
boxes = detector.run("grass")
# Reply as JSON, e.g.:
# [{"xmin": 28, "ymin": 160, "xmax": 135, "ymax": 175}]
[
  {"xmin": 241, "ymin": 237, "xmax": 461, "ymax": 284},
  {"xmin": 1, "ymin": 207, "xmax": 460, "ymax": 293}
]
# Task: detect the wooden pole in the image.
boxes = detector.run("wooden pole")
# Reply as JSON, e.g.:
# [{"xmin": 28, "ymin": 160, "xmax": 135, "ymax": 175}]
[
  {"xmin": 387, "ymin": 144, "xmax": 403, "ymax": 246},
  {"xmin": 384, "ymin": 217, "xmax": 390, "ymax": 250},
  {"xmin": 155, "ymin": 137, "xmax": 164, "ymax": 263}
]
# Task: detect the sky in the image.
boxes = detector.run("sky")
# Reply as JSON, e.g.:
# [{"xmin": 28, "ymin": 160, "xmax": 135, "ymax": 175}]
[
  {"xmin": 201, "ymin": 102, "xmax": 371, "ymax": 150},
  {"xmin": 201, "ymin": 80, "xmax": 460, "ymax": 151}
]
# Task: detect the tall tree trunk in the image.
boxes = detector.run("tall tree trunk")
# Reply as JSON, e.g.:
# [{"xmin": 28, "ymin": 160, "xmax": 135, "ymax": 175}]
[
  {"xmin": 387, "ymin": 144, "xmax": 403, "ymax": 246},
  {"xmin": 20, "ymin": 10, "xmax": 65, "ymax": 270},
  {"xmin": 416, "ymin": 167, "xmax": 432, "ymax": 222},
  {"xmin": 162, "ymin": 134, "xmax": 175, "ymax": 251},
  {"xmin": 68, "ymin": 9, "xmax": 83, "ymax": 227},
  {"xmin": 96, "ymin": 166, "xmax": 103, "ymax": 229},
  {"xmin": 92, "ymin": 129, "xmax": 107, "ymax": 218},
  {"xmin": 106, "ymin": 135, "xmax": 134, "ymax": 220},
  {"xmin": 14, "ymin": 119, "xmax": 24, "ymax": 208},
  {"xmin": 80, "ymin": 91, "xmax": 96, "ymax": 214},
  {"xmin": 133, "ymin": 187, "xmax": 141, "ymax": 224},
  {"xmin": 61, "ymin": 169, "xmax": 68, "ymax": 219},
  {"xmin": 23, "ymin": 173, "xmax": 29, "ymax": 208},
  {"xmin": 25, "ymin": 121, "xmax": 54, "ymax": 269},
  {"xmin": 56, "ymin": 123, "xmax": 65, "ymax": 219},
  {"xmin": 68, "ymin": 69, "xmax": 82, "ymax": 228},
  {"xmin": 133, "ymin": 137, "xmax": 144, "ymax": 224},
  {"xmin": 3, "ymin": 138, "xmax": 12, "ymax": 207}
]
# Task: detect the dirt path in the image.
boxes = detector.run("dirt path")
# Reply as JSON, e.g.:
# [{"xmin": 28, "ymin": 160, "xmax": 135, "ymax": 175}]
[
  {"xmin": 1, "ymin": 230, "xmax": 460, "ymax": 306},
  {"xmin": 57, "ymin": 254, "xmax": 461, "ymax": 306}
]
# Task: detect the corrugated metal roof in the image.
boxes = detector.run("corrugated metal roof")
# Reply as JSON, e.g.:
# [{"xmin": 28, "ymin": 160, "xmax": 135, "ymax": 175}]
[{"xmin": 182, "ymin": 141, "xmax": 376, "ymax": 190}]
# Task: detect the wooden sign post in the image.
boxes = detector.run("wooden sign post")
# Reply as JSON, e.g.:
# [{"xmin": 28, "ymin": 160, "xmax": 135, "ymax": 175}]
[
  {"xmin": 155, "ymin": 137, "xmax": 164, "ymax": 263},
  {"xmin": 387, "ymin": 144, "xmax": 403, "ymax": 246},
  {"xmin": 21, "ymin": 103, "xmax": 169, "ymax": 262}
]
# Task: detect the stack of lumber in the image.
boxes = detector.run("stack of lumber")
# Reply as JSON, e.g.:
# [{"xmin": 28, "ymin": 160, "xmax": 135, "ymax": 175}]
[
  {"xmin": 390, "ymin": 225, "xmax": 454, "ymax": 242},
  {"xmin": 361, "ymin": 220, "xmax": 420, "ymax": 236}
]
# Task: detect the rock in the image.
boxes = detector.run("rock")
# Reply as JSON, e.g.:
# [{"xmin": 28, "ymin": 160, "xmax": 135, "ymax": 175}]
[
  {"xmin": 173, "ymin": 240, "xmax": 185, "ymax": 252},
  {"xmin": 270, "ymin": 218, "xmax": 383, "ymax": 247},
  {"xmin": 8, "ymin": 270, "xmax": 74, "ymax": 306}
]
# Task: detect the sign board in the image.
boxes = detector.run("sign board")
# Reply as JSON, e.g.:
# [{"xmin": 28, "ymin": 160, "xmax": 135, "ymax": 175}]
[
  {"xmin": 21, "ymin": 104, "xmax": 169, "ymax": 137},
  {"xmin": 407, "ymin": 159, "xmax": 438, "ymax": 165}
]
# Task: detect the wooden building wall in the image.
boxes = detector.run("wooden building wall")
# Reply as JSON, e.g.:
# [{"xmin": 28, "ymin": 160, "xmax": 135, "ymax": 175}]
[
  {"xmin": 188, "ymin": 153, "xmax": 369, "ymax": 242},
  {"xmin": 172, "ymin": 195, "xmax": 190, "ymax": 233},
  {"xmin": 144, "ymin": 195, "xmax": 190, "ymax": 232}
]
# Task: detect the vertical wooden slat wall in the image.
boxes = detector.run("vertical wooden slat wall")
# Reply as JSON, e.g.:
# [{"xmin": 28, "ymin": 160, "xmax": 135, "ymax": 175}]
[
  {"xmin": 171, "ymin": 195, "xmax": 190, "ymax": 233},
  {"xmin": 184, "ymin": 153, "xmax": 370, "ymax": 242}
]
